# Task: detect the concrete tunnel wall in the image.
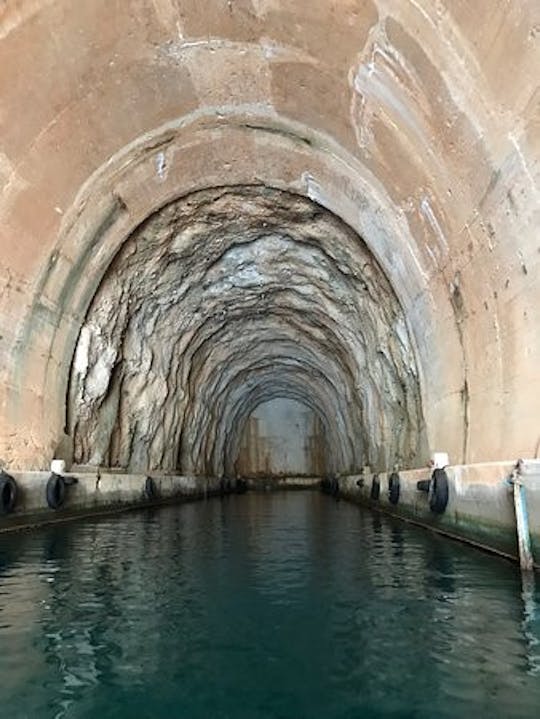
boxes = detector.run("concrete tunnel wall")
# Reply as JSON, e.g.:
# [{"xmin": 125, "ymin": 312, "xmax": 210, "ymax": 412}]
[{"xmin": 0, "ymin": 1, "xmax": 538, "ymax": 475}]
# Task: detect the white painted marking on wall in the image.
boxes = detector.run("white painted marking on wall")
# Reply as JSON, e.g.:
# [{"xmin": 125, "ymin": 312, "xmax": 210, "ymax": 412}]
[
  {"xmin": 261, "ymin": 39, "xmax": 278, "ymax": 59},
  {"xmin": 155, "ymin": 152, "xmax": 167, "ymax": 181},
  {"xmin": 420, "ymin": 196, "xmax": 449, "ymax": 253},
  {"xmin": 509, "ymin": 132, "xmax": 540, "ymax": 197},
  {"xmin": 0, "ymin": 151, "xmax": 29, "ymax": 201},
  {"xmin": 163, "ymin": 39, "xmax": 213, "ymax": 61},
  {"xmin": 73, "ymin": 326, "xmax": 91, "ymax": 375},
  {"xmin": 424, "ymin": 244, "xmax": 437, "ymax": 266},
  {"xmin": 301, "ymin": 172, "xmax": 325, "ymax": 205},
  {"xmin": 352, "ymin": 40, "xmax": 423, "ymax": 132}
]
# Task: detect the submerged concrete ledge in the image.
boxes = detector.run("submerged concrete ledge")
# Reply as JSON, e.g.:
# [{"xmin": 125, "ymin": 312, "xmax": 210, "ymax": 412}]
[
  {"xmin": 245, "ymin": 476, "xmax": 322, "ymax": 491},
  {"xmin": 338, "ymin": 460, "xmax": 540, "ymax": 568}
]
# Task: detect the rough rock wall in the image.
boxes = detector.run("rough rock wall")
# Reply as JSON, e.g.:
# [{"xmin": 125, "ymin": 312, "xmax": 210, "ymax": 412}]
[
  {"xmin": 68, "ymin": 188, "xmax": 424, "ymax": 475},
  {"xmin": 0, "ymin": 1, "xmax": 538, "ymax": 470}
]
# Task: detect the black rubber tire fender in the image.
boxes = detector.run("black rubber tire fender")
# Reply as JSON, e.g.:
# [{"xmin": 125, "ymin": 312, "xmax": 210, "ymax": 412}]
[
  {"xmin": 144, "ymin": 476, "xmax": 158, "ymax": 500},
  {"xmin": 0, "ymin": 471, "xmax": 17, "ymax": 515},
  {"xmin": 429, "ymin": 468, "xmax": 449, "ymax": 514},
  {"xmin": 370, "ymin": 474, "xmax": 380, "ymax": 501},
  {"xmin": 388, "ymin": 472, "xmax": 400, "ymax": 505},
  {"xmin": 416, "ymin": 479, "xmax": 431, "ymax": 493},
  {"xmin": 235, "ymin": 479, "xmax": 248, "ymax": 494},
  {"xmin": 46, "ymin": 473, "xmax": 66, "ymax": 510},
  {"xmin": 321, "ymin": 476, "xmax": 339, "ymax": 496}
]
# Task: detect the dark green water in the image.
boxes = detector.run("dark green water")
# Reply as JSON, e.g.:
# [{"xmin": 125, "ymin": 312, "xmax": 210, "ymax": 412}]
[{"xmin": 1, "ymin": 492, "xmax": 539, "ymax": 719}]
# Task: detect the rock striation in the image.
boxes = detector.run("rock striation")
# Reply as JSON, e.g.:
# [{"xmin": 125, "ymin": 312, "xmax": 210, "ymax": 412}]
[{"xmin": 68, "ymin": 188, "xmax": 425, "ymax": 475}]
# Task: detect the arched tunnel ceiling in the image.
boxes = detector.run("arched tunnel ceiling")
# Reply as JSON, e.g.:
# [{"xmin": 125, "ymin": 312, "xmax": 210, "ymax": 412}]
[{"xmin": 0, "ymin": 0, "xmax": 538, "ymax": 471}]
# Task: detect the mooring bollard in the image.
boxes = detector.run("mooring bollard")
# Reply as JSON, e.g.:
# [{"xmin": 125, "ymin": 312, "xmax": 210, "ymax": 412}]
[{"xmin": 509, "ymin": 460, "xmax": 534, "ymax": 572}]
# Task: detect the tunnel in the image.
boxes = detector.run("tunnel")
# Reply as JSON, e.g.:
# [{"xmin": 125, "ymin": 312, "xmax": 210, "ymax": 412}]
[
  {"xmin": 66, "ymin": 186, "xmax": 425, "ymax": 477},
  {"xmin": 0, "ymin": 0, "xmax": 538, "ymax": 478},
  {"xmin": 2, "ymin": 6, "xmax": 540, "ymax": 715}
]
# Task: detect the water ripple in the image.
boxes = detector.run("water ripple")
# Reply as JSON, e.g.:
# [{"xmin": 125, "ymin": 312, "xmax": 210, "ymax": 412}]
[{"xmin": 0, "ymin": 493, "xmax": 538, "ymax": 719}]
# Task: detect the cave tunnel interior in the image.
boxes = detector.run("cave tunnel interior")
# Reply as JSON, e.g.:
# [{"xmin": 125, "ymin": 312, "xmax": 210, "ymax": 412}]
[
  {"xmin": 66, "ymin": 186, "xmax": 426, "ymax": 478},
  {"xmin": 0, "ymin": 1, "xmax": 537, "ymax": 476}
]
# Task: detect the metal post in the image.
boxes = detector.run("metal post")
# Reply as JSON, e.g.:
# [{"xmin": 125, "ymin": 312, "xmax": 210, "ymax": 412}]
[{"xmin": 511, "ymin": 461, "xmax": 534, "ymax": 572}]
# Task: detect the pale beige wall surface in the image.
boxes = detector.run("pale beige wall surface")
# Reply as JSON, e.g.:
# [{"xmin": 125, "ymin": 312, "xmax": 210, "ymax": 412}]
[{"xmin": 0, "ymin": 1, "xmax": 538, "ymax": 471}]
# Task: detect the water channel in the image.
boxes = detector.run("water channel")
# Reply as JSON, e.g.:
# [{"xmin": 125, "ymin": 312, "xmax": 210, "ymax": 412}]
[{"xmin": 1, "ymin": 492, "xmax": 539, "ymax": 718}]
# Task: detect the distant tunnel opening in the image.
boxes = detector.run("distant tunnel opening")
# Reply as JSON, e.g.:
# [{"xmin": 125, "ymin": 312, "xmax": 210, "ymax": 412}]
[
  {"xmin": 233, "ymin": 398, "xmax": 328, "ymax": 478},
  {"xmin": 66, "ymin": 185, "xmax": 427, "ymax": 477}
]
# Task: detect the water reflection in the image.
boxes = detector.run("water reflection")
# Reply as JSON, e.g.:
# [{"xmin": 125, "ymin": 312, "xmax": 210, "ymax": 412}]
[
  {"xmin": 0, "ymin": 493, "xmax": 538, "ymax": 719},
  {"xmin": 521, "ymin": 571, "xmax": 540, "ymax": 675}
]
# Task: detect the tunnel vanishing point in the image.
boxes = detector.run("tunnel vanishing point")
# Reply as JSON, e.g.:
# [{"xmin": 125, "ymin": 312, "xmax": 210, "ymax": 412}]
[{"xmin": 0, "ymin": 0, "xmax": 539, "ymax": 488}]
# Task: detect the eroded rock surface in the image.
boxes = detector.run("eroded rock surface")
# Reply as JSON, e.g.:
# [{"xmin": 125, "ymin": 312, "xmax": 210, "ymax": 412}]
[{"xmin": 68, "ymin": 187, "xmax": 425, "ymax": 475}]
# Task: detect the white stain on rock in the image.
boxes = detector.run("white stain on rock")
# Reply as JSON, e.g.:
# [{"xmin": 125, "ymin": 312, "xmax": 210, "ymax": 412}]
[
  {"xmin": 155, "ymin": 151, "xmax": 167, "ymax": 181},
  {"xmin": 420, "ymin": 195, "xmax": 449, "ymax": 258}
]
